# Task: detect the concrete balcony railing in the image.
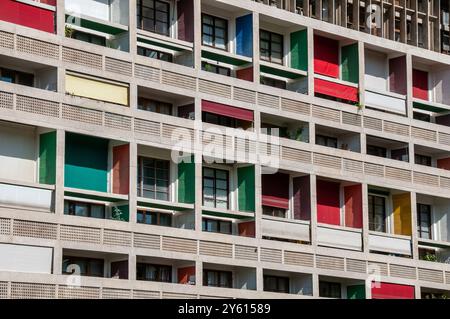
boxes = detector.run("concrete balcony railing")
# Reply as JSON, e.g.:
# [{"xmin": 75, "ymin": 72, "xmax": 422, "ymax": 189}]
[{"xmin": 368, "ymin": 231, "xmax": 412, "ymax": 256}]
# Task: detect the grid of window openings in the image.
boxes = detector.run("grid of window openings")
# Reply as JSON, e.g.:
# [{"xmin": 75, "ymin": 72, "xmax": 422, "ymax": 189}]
[
  {"xmin": 368, "ymin": 194, "xmax": 386, "ymax": 232},
  {"xmin": 137, "ymin": 0, "xmax": 170, "ymax": 36},
  {"xmin": 202, "ymin": 14, "xmax": 228, "ymax": 50},
  {"xmin": 260, "ymin": 30, "xmax": 283, "ymax": 64},
  {"xmin": 202, "ymin": 167, "xmax": 229, "ymax": 209},
  {"xmin": 137, "ymin": 157, "xmax": 170, "ymax": 201}
]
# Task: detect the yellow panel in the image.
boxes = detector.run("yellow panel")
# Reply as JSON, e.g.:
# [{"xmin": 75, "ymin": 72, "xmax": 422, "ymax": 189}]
[
  {"xmin": 392, "ymin": 193, "xmax": 412, "ymax": 236},
  {"xmin": 65, "ymin": 74, "xmax": 129, "ymax": 106}
]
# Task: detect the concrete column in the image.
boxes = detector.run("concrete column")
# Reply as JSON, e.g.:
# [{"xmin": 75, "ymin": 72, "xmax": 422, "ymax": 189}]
[
  {"xmin": 415, "ymin": 284, "xmax": 421, "ymax": 299},
  {"xmin": 128, "ymin": 253, "xmax": 136, "ymax": 281},
  {"xmin": 252, "ymin": 12, "xmax": 260, "ymax": 84},
  {"xmin": 406, "ymin": 53, "xmax": 413, "ymax": 118},
  {"xmin": 129, "ymin": 142, "xmax": 138, "ymax": 224},
  {"xmin": 358, "ymin": 40, "xmax": 365, "ymax": 108},
  {"xmin": 56, "ymin": 0, "xmax": 66, "ymax": 37},
  {"xmin": 256, "ymin": 266, "xmax": 264, "ymax": 291},
  {"xmin": 360, "ymin": 132, "xmax": 367, "ymax": 155},
  {"xmin": 254, "ymin": 163, "xmax": 262, "ymax": 239},
  {"xmin": 54, "ymin": 129, "xmax": 65, "ymax": 215},
  {"xmin": 128, "ymin": 0, "xmax": 137, "ymax": 56},
  {"xmin": 312, "ymin": 273, "xmax": 320, "ymax": 297},
  {"xmin": 408, "ymin": 142, "xmax": 415, "ymax": 167},
  {"xmin": 309, "ymin": 122, "xmax": 315, "ymax": 145},
  {"xmin": 364, "ymin": 278, "xmax": 373, "ymax": 299},
  {"xmin": 310, "ymin": 174, "xmax": 318, "ymax": 247},
  {"xmin": 410, "ymin": 191, "xmax": 419, "ymax": 260},
  {"xmin": 195, "ymin": 259, "xmax": 203, "ymax": 287},
  {"xmin": 362, "ymin": 183, "xmax": 370, "ymax": 254},
  {"xmin": 307, "ymin": 26, "xmax": 314, "ymax": 97},
  {"xmin": 52, "ymin": 244, "xmax": 63, "ymax": 275},
  {"xmin": 194, "ymin": 97, "xmax": 203, "ymax": 232},
  {"xmin": 193, "ymin": 0, "xmax": 202, "ymax": 70},
  {"xmin": 129, "ymin": 83, "xmax": 138, "ymax": 110}
]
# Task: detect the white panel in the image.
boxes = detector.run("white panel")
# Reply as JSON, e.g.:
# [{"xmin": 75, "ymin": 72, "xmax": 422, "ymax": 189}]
[
  {"xmin": 0, "ymin": 124, "xmax": 36, "ymax": 183},
  {"xmin": 261, "ymin": 218, "xmax": 310, "ymax": 242},
  {"xmin": 317, "ymin": 226, "xmax": 363, "ymax": 251},
  {"xmin": 66, "ymin": 0, "xmax": 110, "ymax": 21},
  {"xmin": 0, "ymin": 243, "xmax": 53, "ymax": 274},
  {"xmin": 368, "ymin": 233, "xmax": 412, "ymax": 255},
  {"xmin": 365, "ymin": 90, "xmax": 406, "ymax": 115},
  {"xmin": 365, "ymin": 50, "xmax": 388, "ymax": 91},
  {"xmin": 0, "ymin": 183, "xmax": 52, "ymax": 211}
]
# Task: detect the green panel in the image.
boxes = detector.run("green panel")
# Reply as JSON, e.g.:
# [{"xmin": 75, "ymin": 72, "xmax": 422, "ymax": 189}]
[
  {"xmin": 202, "ymin": 50, "xmax": 249, "ymax": 66},
  {"xmin": 39, "ymin": 131, "xmax": 57, "ymax": 185},
  {"xmin": 290, "ymin": 29, "xmax": 308, "ymax": 71},
  {"xmin": 341, "ymin": 43, "xmax": 359, "ymax": 84},
  {"xmin": 237, "ymin": 165, "xmax": 255, "ymax": 213},
  {"xmin": 260, "ymin": 64, "xmax": 305, "ymax": 79},
  {"xmin": 112, "ymin": 204, "xmax": 129, "ymax": 222},
  {"xmin": 347, "ymin": 285, "xmax": 366, "ymax": 299},
  {"xmin": 178, "ymin": 156, "xmax": 195, "ymax": 204},
  {"xmin": 413, "ymin": 101, "xmax": 448, "ymax": 113},
  {"xmin": 137, "ymin": 37, "xmax": 185, "ymax": 52},
  {"xmin": 64, "ymin": 133, "xmax": 109, "ymax": 192},
  {"xmin": 66, "ymin": 15, "xmax": 126, "ymax": 35}
]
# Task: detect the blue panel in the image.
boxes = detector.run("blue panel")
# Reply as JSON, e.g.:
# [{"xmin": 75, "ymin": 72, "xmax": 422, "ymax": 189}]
[{"xmin": 236, "ymin": 14, "xmax": 253, "ymax": 58}]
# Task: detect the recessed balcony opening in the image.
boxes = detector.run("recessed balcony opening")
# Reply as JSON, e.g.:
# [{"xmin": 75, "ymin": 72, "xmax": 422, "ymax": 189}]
[
  {"xmin": 421, "ymin": 287, "xmax": 450, "ymax": 299},
  {"xmin": 366, "ymin": 135, "xmax": 409, "ymax": 163},
  {"xmin": 260, "ymin": 113, "xmax": 309, "ymax": 143},
  {"xmin": 201, "ymin": 100, "xmax": 254, "ymax": 130},
  {"xmin": 315, "ymin": 124, "xmax": 360, "ymax": 152},
  {"xmin": 315, "ymin": 177, "xmax": 363, "ymax": 251},
  {"xmin": 412, "ymin": 56, "xmax": 450, "ymax": 125},
  {"xmin": 136, "ymin": 256, "xmax": 196, "ymax": 285},
  {"xmin": 202, "ymin": 263, "xmax": 256, "ymax": 290},
  {"xmin": 0, "ymin": 56, "xmax": 57, "ymax": 92},
  {"xmin": 364, "ymin": 45, "xmax": 407, "ymax": 115},
  {"xmin": 367, "ymin": 185, "xmax": 413, "ymax": 257},
  {"xmin": 62, "ymin": 249, "xmax": 129, "ymax": 279},
  {"xmin": 65, "ymin": 0, "xmax": 130, "ymax": 51},
  {"xmin": 313, "ymin": 32, "xmax": 359, "ymax": 106},
  {"xmin": 259, "ymin": 14, "xmax": 308, "ymax": 93},
  {"xmin": 136, "ymin": 0, "xmax": 194, "ymax": 67},
  {"xmin": 137, "ymin": 86, "xmax": 195, "ymax": 119},
  {"xmin": 319, "ymin": 276, "xmax": 366, "ymax": 299},
  {"xmin": 416, "ymin": 193, "xmax": 450, "ymax": 264},
  {"xmin": 137, "ymin": 145, "xmax": 195, "ymax": 229},
  {"xmin": 202, "ymin": 161, "xmax": 255, "ymax": 237},
  {"xmin": 0, "ymin": 121, "xmax": 55, "ymax": 212},
  {"xmin": 263, "ymin": 269, "xmax": 313, "ymax": 296},
  {"xmin": 414, "ymin": 144, "xmax": 450, "ymax": 171},
  {"xmin": 261, "ymin": 168, "xmax": 311, "ymax": 244}
]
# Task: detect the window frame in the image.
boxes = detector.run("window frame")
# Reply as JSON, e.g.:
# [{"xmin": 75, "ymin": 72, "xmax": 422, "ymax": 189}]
[
  {"xmin": 367, "ymin": 144, "xmax": 388, "ymax": 158},
  {"xmin": 201, "ymin": 13, "xmax": 228, "ymax": 51},
  {"xmin": 137, "ymin": 156, "xmax": 170, "ymax": 201},
  {"xmin": 259, "ymin": 29, "xmax": 284, "ymax": 65},
  {"xmin": 136, "ymin": 263, "xmax": 172, "ymax": 282},
  {"xmin": 202, "ymin": 167, "xmax": 230, "ymax": 209},
  {"xmin": 201, "ymin": 61, "xmax": 231, "ymax": 76},
  {"xmin": 316, "ymin": 134, "xmax": 338, "ymax": 148},
  {"xmin": 137, "ymin": 209, "xmax": 173, "ymax": 227},
  {"xmin": 415, "ymin": 154, "xmax": 432, "ymax": 167},
  {"xmin": 203, "ymin": 269, "xmax": 233, "ymax": 288},
  {"xmin": 64, "ymin": 200, "xmax": 106, "ymax": 219},
  {"xmin": 319, "ymin": 281, "xmax": 342, "ymax": 298},
  {"xmin": 138, "ymin": 97, "xmax": 173, "ymax": 115},
  {"xmin": 137, "ymin": 0, "xmax": 171, "ymax": 36},
  {"xmin": 137, "ymin": 46, "xmax": 173, "ymax": 62},
  {"xmin": 0, "ymin": 67, "xmax": 34, "ymax": 87},
  {"xmin": 263, "ymin": 275, "xmax": 290, "ymax": 293},
  {"xmin": 62, "ymin": 256, "xmax": 104, "ymax": 277},
  {"xmin": 417, "ymin": 203, "xmax": 432, "ymax": 239},
  {"xmin": 262, "ymin": 206, "xmax": 287, "ymax": 218},
  {"xmin": 202, "ymin": 218, "xmax": 232, "ymax": 235},
  {"xmin": 368, "ymin": 194, "xmax": 387, "ymax": 233}
]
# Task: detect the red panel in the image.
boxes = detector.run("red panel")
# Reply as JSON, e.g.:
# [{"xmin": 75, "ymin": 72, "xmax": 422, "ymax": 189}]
[
  {"xmin": 178, "ymin": 266, "xmax": 195, "ymax": 284},
  {"xmin": 236, "ymin": 67, "xmax": 254, "ymax": 82},
  {"xmin": 437, "ymin": 158, "xmax": 450, "ymax": 171},
  {"xmin": 293, "ymin": 176, "xmax": 311, "ymax": 221},
  {"xmin": 344, "ymin": 184, "xmax": 363, "ymax": 229},
  {"xmin": 413, "ymin": 69, "xmax": 429, "ymax": 100},
  {"xmin": 314, "ymin": 35, "xmax": 339, "ymax": 78},
  {"xmin": 389, "ymin": 56, "xmax": 407, "ymax": 95},
  {"xmin": 238, "ymin": 221, "xmax": 255, "ymax": 238},
  {"xmin": 202, "ymin": 100, "xmax": 254, "ymax": 122},
  {"xmin": 262, "ymin": 172, "xmax": 289, "ymax": 209},
  {"xmin": 317, "ymin": 180, "xmax": 340, "ymax": 226},
  {"xmin": 112, "ymin": 144, "xmax": 130, "ymax": 195},
  {"xmin": 177, "ymin": 0, "xmax": 194, "ymax": 42},
  {"xmin": 0, "ymin": 0, "xmax": 55, "ymax": 33},
  {"xmin": 314, "ymin": 78, "xmax": 359, "ymax": 102},
  {"xmin": 371, "ymin": 282, "xmax": 415, "ymax": 299}
]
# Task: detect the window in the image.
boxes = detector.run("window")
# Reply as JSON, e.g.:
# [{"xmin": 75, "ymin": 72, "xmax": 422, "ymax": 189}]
[
  {"xmin": 202, "ymin": 167, "xmax": 229, "ymax": 209},
  {"xmin": 71, "ymin": 30, "xmax": 106, "ymax": 46},
  {"xmin": 368, "ymin": 195, "xmax": 386, "ymax": 232},
  {"xmin": 260, "ymin": 30, "xmax": 283, "ymax": 64},
  {"xmin": 417, "ymin": 203, "xmax": 432, "ymax": 239},
  {"xmin": 202, "ymin": 112, "xmax": 251, "ymax": 129},
  {"xmin": 391, "ymin": 147, "xmax": 409, "ymax": 162},
  {"xmin": 202, "ymin": 14, "xmax": 228, "ymax": 50},
  {"xmin": 367, "ymin": 145, "xmax": 387, "ymax": 158},
  {"xmin": 263, "ymin": 275, "xmax": 289, "ymax": 293},
  {"xmin": 203, "ymin": 270, "xmax": 232, "ymax": 288},
  {"xmin": 415, "ymin": 154, "xmax": 432, "ymax": 167},
  {"xmin": 319, "ymin": 281, "xmax": 342, "ymax": 298},
  {"xmin": 262, "ymin": 206, "xmax": 287, "ymax": 218},
  {"xmin": 64, "ymin": 200, "xmax": 105, "ymax": 219},
  {"xmin": 62, "ymin": 256, "xmax": 104, "ymax": 277},
  {"xmin": 201, "ymin": 62, "xmax": 231, "ymax": 76},
  {"xmin": 137, "ymin": 46, "xmax": 173, "ymax": 62},
  {"xmin": 0, "ymin": 68, "xmax": 34, "ymax": 87},
  {"xmin": 136, "ymin": 263, "xmax": 172, "ymax": 282},
  {"xmin": 137, "ymin": 0, "xmax": 170, "ymax": 36},
  {"xmin": 137, "ymin": 157, "xmax": 170, "ymax": 201},
  {"xmin": 413, "ymin": 112, "xmax": 431, "ymax": 122},
  {"xmin": 260, "ymin": 76, "xmax": 287, "ymax": 89},
  {"xmin": 138, "ymin": 97, "xmax": 172, "ymax": 115},
  {"xmin": 316, "ymin": 134, "xmax": 338, "ymax": 148},
  {"xmin": 202, "ymin": 218, "xmax": 232, "ymax": 234},
  {"xmin": 137, "ymin": 210, "xmax": 172, "ymax": 227}
]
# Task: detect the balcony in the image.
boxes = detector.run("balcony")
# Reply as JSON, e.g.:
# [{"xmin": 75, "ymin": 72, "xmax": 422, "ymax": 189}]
[
  {"xmin": 261, "ymin": 113, "xmax": 309, "ymax": 143},
  {"xmin": 202, "ymin": 263, "xmax": 256, "ymax": 291},
  {"xmin": 317, "ymin": 224, "xmax": 362, "ymax": 251},
  {"xmin": 366, "ymin": 135, "xmax": 409, "ymax": 163},
  {"xmin": 263, "ymin": 269, "xmax": 313, "ymax": 296},
  {"xmin": 136, "ymin": 256, "xmax": 196, "ymax": 285},
  {"xmin": 319, "ymin": 276, "xmax": 366, "ymax": 299},
  {"xmin": 315, "ymin": 124, "xmax": 360, "ymax": 153}
]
